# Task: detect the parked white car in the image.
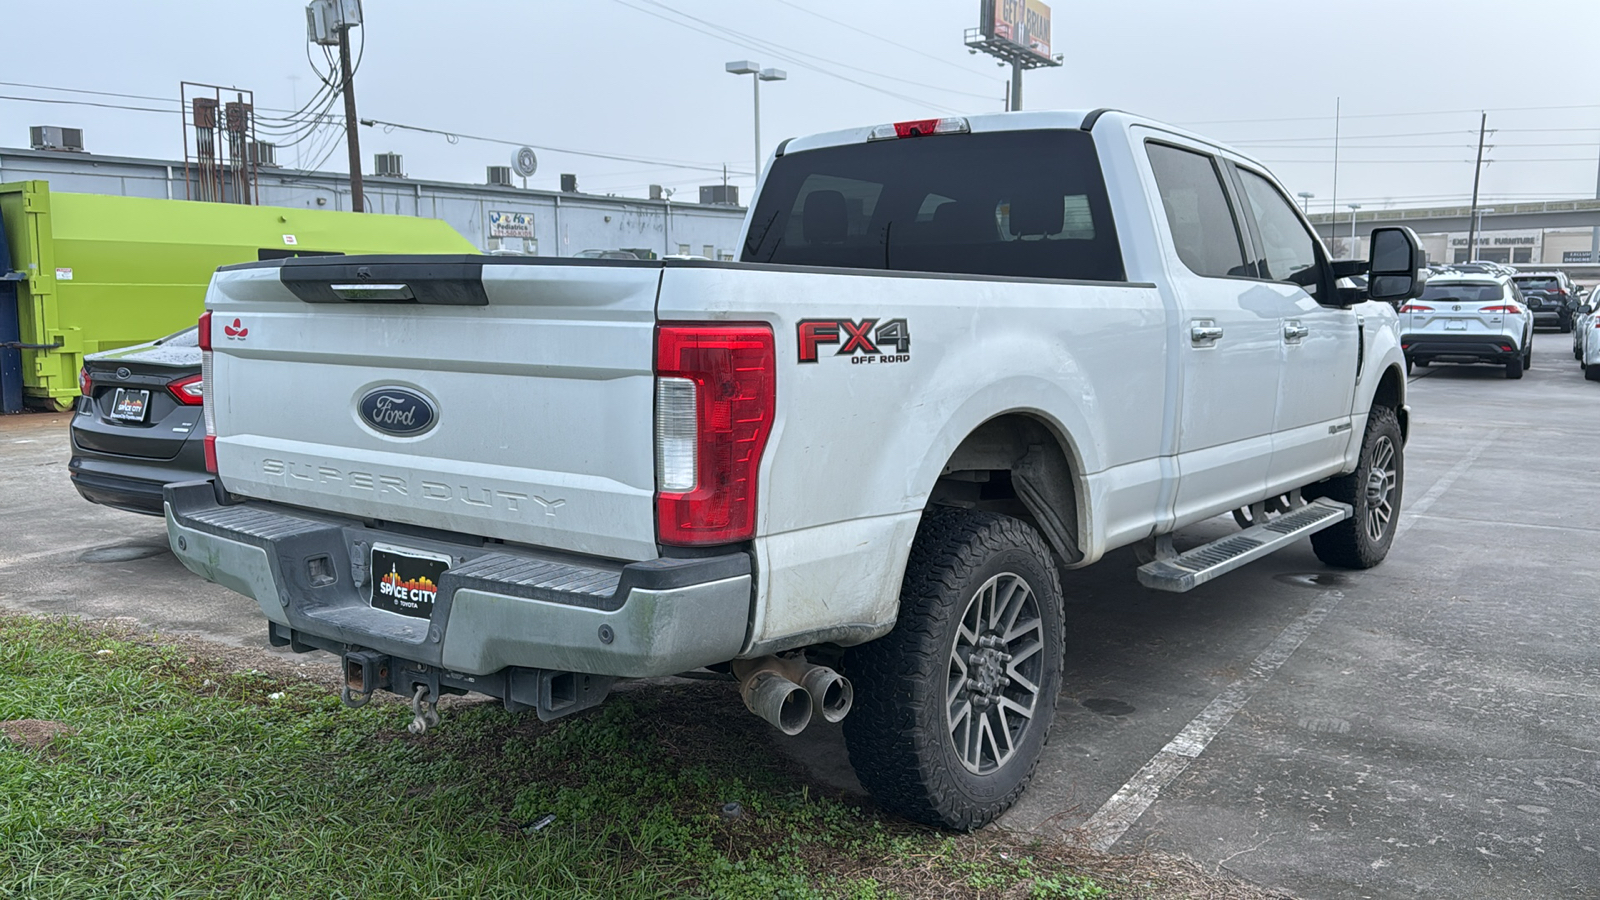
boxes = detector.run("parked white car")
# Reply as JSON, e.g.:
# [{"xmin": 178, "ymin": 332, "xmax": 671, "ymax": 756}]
[
  {"xmin": 1577, "ymin": 296, "xmax": 1600, "ymax": 380},
  {"xmin": 1400, "ymin": 272, "xmax": 1533, "ymax": 378}
]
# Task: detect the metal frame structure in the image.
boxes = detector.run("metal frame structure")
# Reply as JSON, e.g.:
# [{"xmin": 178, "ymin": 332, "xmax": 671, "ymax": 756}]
[{"xmin": 180, "ymin": 82, "xmax": 260, "ymax": 205}]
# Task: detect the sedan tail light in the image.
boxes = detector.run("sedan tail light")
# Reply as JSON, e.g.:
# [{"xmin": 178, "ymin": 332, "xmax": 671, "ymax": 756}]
[
  {"xmin": 79, "ymin": 366, "xmax": 91, "ymax": 398},
  {"xmin": 654, "ymin": 323, "xmax": 776, "ymax": 546},
  {"xmin": 167, "ymin": 373, "xmax": 204, "ymax": 406}
]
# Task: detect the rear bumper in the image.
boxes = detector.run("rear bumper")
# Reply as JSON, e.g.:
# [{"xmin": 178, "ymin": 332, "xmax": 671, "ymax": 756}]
[
  {"xmin": 1401, "ymin": 333, "xmax": 1520, "ymax": 364},
  {"xmin": 1531, "ymin": 310, "xmax": 1571, "ymax": 328},
  {"xmin": 69, "ymin": 439, "xmax": 206, "ymax": 516},
  {"xmin": 162, "ymin": 480, "xmax": 753, "ymax": 681}
]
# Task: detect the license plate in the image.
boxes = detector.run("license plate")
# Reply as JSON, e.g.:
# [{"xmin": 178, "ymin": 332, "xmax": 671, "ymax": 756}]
[
  {"xmin": 1444, "ymin": 320, "xmax": 1467, "ymax": 331},
  {"xmin": 370, "ymin": 544, "xmax": 451, "ymax": 619},
  {"xmin": 110, "ymin": 388, "xmax": 151, "ymax": 422}
]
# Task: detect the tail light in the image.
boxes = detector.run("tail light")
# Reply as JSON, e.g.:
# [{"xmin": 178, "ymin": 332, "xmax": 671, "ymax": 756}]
[
  {"xmin": 654, "ymin": 323, "xmax": 776, "ymax": 546},
  {"xmin": 198, "ymin": 311, "xmax": 217, "ymax": 474},
  {"xmin": 1398, "ymin": 304, "xmax": 1433, "ymax": 313},
  {"xmin": 1481, "ymin": 306, "xmax": 1520, "ymax": 314},
  {"xmin": 167, "ymin": 373, "xmax": 204, "ymax": 406},
  {"xmin": 78, "ymin": 366, "xmax": 91, "ymax": 398}
]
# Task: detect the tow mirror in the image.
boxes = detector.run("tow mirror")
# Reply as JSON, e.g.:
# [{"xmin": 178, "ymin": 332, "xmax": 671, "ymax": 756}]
[{"xmin": 1367, "ymin": 226, "xmax": 1426, "ymax": 304}]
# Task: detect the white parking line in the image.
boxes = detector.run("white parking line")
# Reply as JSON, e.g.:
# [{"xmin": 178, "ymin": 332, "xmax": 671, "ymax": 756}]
[
  {"xmin": 1080, "ymin": 427, "xmax": 1501, "ymax": 852},
  {"xmin": 1081, "ymin": 598, "xmax": 1339, "ymax": 851}
]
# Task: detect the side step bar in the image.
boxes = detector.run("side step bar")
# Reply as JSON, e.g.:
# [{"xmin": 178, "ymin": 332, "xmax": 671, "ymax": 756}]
[{"xmin": 1137, "ymin": 498, "xmax": 1353, "ymax": 593}]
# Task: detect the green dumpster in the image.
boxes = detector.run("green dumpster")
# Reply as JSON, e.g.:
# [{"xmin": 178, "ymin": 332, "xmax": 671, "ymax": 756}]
[{"xmin": 0, "ymin": 181, "xmax": 476, "ymax": 410}]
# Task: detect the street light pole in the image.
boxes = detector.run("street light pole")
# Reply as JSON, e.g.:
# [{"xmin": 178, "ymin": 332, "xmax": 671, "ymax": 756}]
[
  {"xmin": 1297, "ymin": 192, "xmax": 1314, "ymax": 215},
  {"xmin": 726, "ymin": 62, "xmax": 786, "ymax": 188},
  {"xmin": 1348, "ymin": 204, "xmax": 1362, "ymax": 257}
]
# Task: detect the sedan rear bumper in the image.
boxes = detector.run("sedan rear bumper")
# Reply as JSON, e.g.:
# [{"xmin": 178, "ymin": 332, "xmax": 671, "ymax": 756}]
[{"xmin": 69, "ymin": 437, "xmax": 206, "ymax": 516}]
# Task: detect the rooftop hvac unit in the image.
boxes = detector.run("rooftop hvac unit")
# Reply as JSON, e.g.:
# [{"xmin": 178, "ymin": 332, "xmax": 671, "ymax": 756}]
[
  {"xmin": 247, "ymin": 141, "xmax": 278, "ymax": 167},
  {"xmin": 486, "ymin": 166, "xmax": 514, "ymax": 187},
  {"xmin": 373, "ymin": 152, "xmax": 404, "ymax": 177},
  {"xmin": 560, "ymin": 173, "xmax": 578, "ymax": 193},
  {"xmin": 699, "ymin": 184, "xmax": 739, "ymax": 206},
  {"xmin": 30, "ymin": 126, "xmax": 84, "ymax": 152},
  {"xmin": 649, "ymin": 184, "xmax": 664, "ymax": 200}
]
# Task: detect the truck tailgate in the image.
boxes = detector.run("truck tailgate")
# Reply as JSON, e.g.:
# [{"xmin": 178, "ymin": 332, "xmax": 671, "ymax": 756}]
[{"xmin": 204, "ymin": 258, "xmax": 661, "ymax": 561}]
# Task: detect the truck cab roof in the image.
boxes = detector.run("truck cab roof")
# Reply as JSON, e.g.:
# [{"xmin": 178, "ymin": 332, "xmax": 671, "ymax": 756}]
[{"xmin": 778, "ymin": 108, "xmax": 1258, "ymax": 168}]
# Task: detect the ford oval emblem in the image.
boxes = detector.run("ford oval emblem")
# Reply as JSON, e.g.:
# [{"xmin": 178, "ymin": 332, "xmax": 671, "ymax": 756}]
[{"xmin": 358, "ymin": 388, "xmax": 436, "ymax": 437}]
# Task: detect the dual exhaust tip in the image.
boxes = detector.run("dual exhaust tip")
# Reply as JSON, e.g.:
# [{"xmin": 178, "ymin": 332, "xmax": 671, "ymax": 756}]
[{"xmin": 732, "ymin": 656, "xmax": 853, "ymax": 736}]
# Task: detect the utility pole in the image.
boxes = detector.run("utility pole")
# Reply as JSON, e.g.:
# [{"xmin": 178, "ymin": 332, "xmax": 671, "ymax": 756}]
[
  {"xmin": 338, "ymin": 24, "xmax": 363, "ymax": 212},
  {"xmin": 1010, "ymin": 62, "xmax": 1023, "ymax": 111},
  {"xmin": 1331, "ymin": 98, "xmax": 1340, "ymax": 254},
  {"xmin": 1590, "ymin": 142, "xmax": 1599, "ymax": 263},
  {"xmin": 1467, "ymin": 112, "xmax": 1488, "ymax": 264},
  {"xmin": 307, "ymin": 1, "xmax": 364, "ymax": 211}
]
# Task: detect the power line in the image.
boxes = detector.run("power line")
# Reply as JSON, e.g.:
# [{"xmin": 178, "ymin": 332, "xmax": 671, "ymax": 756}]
[
  {"xmin": 610, "ymin": 0, "xmax": 963, "ymax": 113},
  {"xmin": 360, "ymin": 117, "xmax": 753, "ymax": 176},
  {"xmin": 631, "ymin": 0, "xmax": 993, "ymax": 100},
  {"xmin": 1179, "ymin": 102, "xmax": 1600, "ymax": 127},
  {"xmin": 766, "ymin": 0, "xmax": 998, "ymax": 82}
]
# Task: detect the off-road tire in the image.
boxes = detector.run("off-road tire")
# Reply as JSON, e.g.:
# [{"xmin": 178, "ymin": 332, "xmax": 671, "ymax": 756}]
[
  {"xmin": 843, "ymin": 507, "xmax": 1063, "ymax": 831},
  {"xmin": 1305, "ymin": 405, "xmax": 1404, "ymax": 569},
  {"xmin": 1506, "ymin": 354, "xmax": 1524, "ymax": 379}
]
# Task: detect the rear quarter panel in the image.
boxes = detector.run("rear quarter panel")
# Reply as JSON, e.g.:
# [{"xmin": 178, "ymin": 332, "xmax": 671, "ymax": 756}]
[{"xmin": 657, "ymin": 263, "xmax": 1166, "ymax": 652}]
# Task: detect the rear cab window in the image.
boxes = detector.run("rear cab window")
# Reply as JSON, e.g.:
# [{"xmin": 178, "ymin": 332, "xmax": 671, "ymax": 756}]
[{"xmin": 742, "ymin": 129, "xmax": 1126, "ymax": 282}]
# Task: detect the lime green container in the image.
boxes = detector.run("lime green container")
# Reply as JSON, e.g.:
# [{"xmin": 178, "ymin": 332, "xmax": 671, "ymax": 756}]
[{"xmin": 0, "ymin": 181, "xmax": 476, "ymax": 410}]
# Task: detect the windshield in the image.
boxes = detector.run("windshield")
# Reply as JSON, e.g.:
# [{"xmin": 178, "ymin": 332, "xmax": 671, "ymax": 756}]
[
  {"xmin": 1420, "ymin": 283, "xmax": 1505, "ymax": 304},
  {"xmin": 742, "ymin": 130, "xmax": 1125, "ymax": 282}
]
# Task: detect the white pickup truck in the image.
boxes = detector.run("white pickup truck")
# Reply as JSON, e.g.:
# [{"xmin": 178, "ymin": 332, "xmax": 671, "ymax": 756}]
[{"xmin": 166, "ymin": 109, "xmax": 1426, "ymax": 830}]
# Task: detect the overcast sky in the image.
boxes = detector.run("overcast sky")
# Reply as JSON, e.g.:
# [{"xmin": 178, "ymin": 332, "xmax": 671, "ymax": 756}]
[{"xmin": 6, "ymin": 0, "xmax": 1600, "ymax": 214}]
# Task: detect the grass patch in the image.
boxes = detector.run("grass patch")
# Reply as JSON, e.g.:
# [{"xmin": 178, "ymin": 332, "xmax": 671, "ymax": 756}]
[{"xmin": 0, "ymin": 614, "xmax": 1289, "ymax": 899}]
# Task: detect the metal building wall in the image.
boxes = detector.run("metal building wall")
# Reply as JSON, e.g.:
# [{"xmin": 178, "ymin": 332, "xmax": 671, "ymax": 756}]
[{"xmin": 0, "ymin": 147, "xmax": 748, "ymax": 259}]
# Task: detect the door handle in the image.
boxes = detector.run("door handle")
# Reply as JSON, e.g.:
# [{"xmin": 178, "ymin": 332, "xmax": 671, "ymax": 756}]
[
  {"xmin": 1283, "ymin": 321, "xmax": 1309, "ymax": 342},
  {"xmin": 1190, "ymin": 320, "xmax": 1224, "ymax": 345}
]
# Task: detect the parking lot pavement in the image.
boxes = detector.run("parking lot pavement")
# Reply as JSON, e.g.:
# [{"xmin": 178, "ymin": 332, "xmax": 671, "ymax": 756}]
[
  {"xmin": 1000, "ymin": 331, "xmax": 1600, "ymax": 898},
  {"xmin": 3, "ymin": 331, "xmax": 1598, "ymax": 898},
  {"xmin": 0, "ymin": 410, "xmax": 316, "ymax": 661}
]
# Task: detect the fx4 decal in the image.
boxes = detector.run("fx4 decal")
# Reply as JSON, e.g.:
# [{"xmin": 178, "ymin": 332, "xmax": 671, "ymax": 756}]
[{"xmin": 797, "ymin": 318, "xmax": 911, "ymax": 364}]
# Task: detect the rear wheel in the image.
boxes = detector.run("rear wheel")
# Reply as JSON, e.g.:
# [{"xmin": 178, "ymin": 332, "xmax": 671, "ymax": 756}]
[
  {"xmin": 1306, "ymin": 406, "xmax": 1403, "ymax": 569},
  {"xmin": 1524, "ymin": 344, "xmax": 1533, "ymax": 370},
  {"xmin": 844, "ymin": 507, "xmax": 1063, "ymax": 831},
  {"xmin": 1560, "ymin": 317, "xmax": 1573, "ymax": 334},
  {"xmin": 1587, "ymin": 364, "xmax": 1600, "ymax": 382},
  {"xmin": 1506, "ymin": 354, "xmax": 1524, "ymax": 379}
]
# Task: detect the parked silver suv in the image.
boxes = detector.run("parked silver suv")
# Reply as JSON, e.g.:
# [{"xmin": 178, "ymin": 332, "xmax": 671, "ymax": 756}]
[{"xmin": 1401, "ymin": 273, "xmax": 1533, "ymax": 378}]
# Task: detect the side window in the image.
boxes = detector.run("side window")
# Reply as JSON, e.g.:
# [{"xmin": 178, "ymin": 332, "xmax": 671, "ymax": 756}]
[
  {"xmin": 1236, "ymin": 168, "xmax": 1321, "ymax": 290},
  {"xmin": 1145, "ymin": 143, "xmax": 1249, "ymax": 279}
]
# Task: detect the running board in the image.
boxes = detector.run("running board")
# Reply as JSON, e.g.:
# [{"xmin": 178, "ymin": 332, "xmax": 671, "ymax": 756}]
[{"xmin": 1136, "ymin": 498, "xmax": 1354, "ymax": 593}]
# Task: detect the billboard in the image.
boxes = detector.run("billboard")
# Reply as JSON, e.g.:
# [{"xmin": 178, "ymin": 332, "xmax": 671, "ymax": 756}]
[{"xmin": 983, "ymin": 0, "xmax": 1053, "ymax": 62}]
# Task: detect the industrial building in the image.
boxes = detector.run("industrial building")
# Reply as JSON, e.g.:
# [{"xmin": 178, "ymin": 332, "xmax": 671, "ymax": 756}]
[{"xmin": 0, "ymin": 133, "xmax": 748, "ymax": 261}]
